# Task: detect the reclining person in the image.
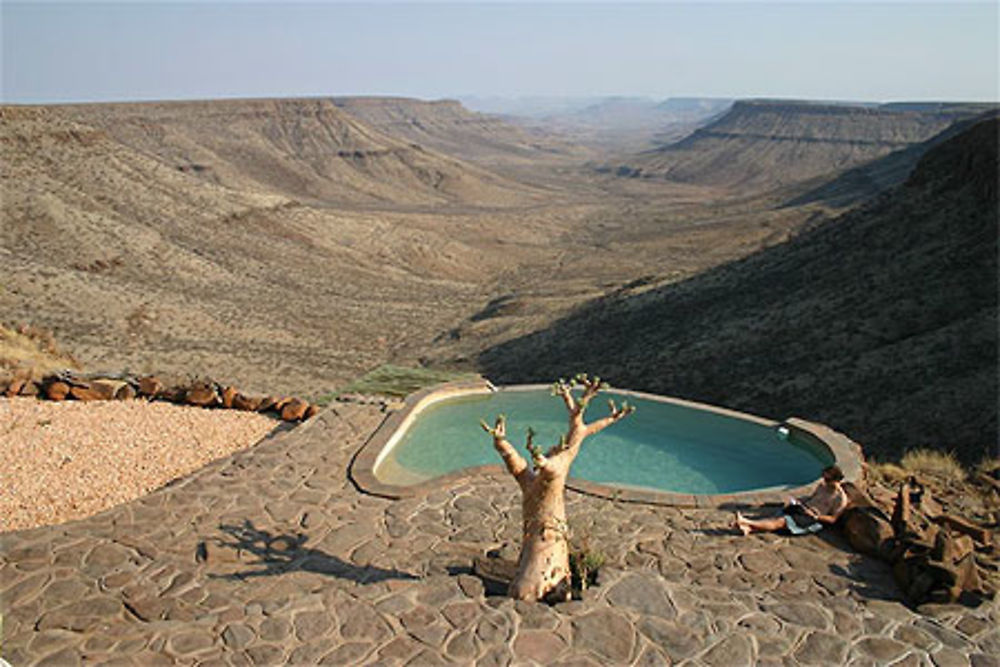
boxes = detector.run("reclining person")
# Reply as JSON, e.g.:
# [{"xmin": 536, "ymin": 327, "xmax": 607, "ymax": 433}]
[{"xmin": 734, "ymin": 465, "xmax": 848, "ymax": 536}]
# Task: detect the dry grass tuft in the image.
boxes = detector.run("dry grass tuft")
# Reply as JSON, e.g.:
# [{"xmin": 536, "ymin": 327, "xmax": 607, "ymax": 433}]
[
  {"xmin": 899, "ymin": 448, "xmax": 967, "ymax": 482},
  {"xmin": 869, "ymin": 448, "xmax": 969, "ymax": 488},
  {"xmin": 0, "ymin": 323, "xmax": 80, "ymax": 382}
]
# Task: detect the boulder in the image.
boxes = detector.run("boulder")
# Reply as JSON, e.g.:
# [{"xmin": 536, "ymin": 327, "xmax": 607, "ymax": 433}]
[
  {"xmin": 841, "ymin": 507, "xmax": 895, "ymax": 560},
  {"xmin": 115, "ymin": 383, "xmax": 136, "ymax": 400},
  {"xmin": 257, "ymin": 396, "xmax": 279, "ymax": 413},
  {"xmin": 280, "ymin": 398, "xmax": 309, "ymax": 421},
  {"xmin": 232, "ymin": 393, "xmax": 264, "ymax": 412},
  {"xmin": 157, "ymin": 385, "xmax": 187, "ymax": 403},
  {"xmin": 137, "ymin": 376, "xmax": 162, "ymax": 397},
  {"xmin": 305, "ymin": 404, "xmax": 320, "ymax": 420},
  {"xmin": 70, "ymin": 382, "xmax": 116, "ymax": 401},
  {"xmin": 45, "ymin": 381, "xmax": 71, "ymax": 401},
  {"xmin": 185, "ymin": 383, "xmax": 219, "ymax": 407},
  {"xmin": 221, "ymin": 386, "xmax": 237, "ymax": 409},
  {"xmin": 85, "ymin": 379, "xmax": 134, "ymax": 400}
]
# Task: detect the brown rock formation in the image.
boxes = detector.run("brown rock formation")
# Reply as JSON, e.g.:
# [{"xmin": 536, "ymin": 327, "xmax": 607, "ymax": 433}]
[
  {"xmin": 280, "ymin": 398, "xmax": 309, "ymax": 421},
  {"xmin": 221, "ymin": 386, "xmax": 237, "ymax": 409},
  {"xmin": 45, "ymin": 380, "xmax": 70, "ymax": 401},
  {"xmin": 137, "ymin": 376, "xmax": 163, "ymax": 398},
  {"xmin": 232, "ymin": 393, "xmax": 264, "ymax": 412},
  {"xmin": 185, "ymin": 383, "xmax": 220, "ymax": 407}
]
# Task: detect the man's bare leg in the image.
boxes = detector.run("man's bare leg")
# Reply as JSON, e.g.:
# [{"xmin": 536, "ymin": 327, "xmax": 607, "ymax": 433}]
[{"xmin": 734, "ymin": 512, "xmax": 786, "ymax": 535}]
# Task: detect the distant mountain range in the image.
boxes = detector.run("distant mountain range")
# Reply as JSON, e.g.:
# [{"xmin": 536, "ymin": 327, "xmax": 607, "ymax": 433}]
[{"xmin": 464, "ymin": 96, "xmax": 734, "ymax": 153}]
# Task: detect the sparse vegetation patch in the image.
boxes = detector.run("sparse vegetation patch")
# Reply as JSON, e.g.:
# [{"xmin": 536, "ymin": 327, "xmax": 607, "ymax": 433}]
[{"xmin": 325, "ymin": 364, "xmax": 478, "ymax": 401}]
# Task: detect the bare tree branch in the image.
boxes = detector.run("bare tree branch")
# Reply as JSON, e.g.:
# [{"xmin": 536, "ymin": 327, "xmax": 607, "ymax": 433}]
[
  {"xmin": 573, "ymin": 373, "xmax": 608, "ymax": 412},
  {"xmin": 551, "ymin": 379, "xmax": 577, "ymax": 415},
  {"xmin": 480, "ymin": 415, "xmax": 531, "ymax": 483},
  {"xmin": 583, "ymin": 399, "xmax": 636, "ymax": 437}
]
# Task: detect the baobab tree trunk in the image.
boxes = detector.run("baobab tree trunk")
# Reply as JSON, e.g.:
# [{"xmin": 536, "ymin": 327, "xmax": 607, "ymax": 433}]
[{"xmin": 480, "ymin": 374, "xmax": 635, "ymax": 602}]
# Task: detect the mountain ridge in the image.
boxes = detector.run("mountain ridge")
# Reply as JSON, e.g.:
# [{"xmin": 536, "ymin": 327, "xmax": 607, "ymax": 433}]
[
  {"xmin": 477, "ymin": 118, "xmax": 999, "ymax": 464},
  {"xmin": 603, "ymin": 99, "xmax": 992, "ymax": 192}
]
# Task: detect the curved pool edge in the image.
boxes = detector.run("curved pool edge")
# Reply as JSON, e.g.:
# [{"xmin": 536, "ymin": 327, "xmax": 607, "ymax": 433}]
[{"xmin": 348, "ymin": 379, "xmax": 866, "ymax": 508}]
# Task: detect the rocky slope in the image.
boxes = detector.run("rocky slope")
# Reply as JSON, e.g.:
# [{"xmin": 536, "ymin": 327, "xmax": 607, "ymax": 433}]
[
  {"xmin": 48, "ymin": 98, "xmax": 533, "ymax": 206},
  {"xmin": 477, "ymin": 117, "xmax": 999, "ymax": 464},
  {"xmin": 0, "ymin": 103, "xmax": 561, "ymax": 395},
  {"xmin": 607, "ymin": 100, "xmax": 991, "ymax": 192},
  {"xmin": 784, "ymin": 110, "xmax": 1000, "ymax": 209},
  {"xmin": 331, "ymin": 97, "xmax": 581, "ymax": 167}
]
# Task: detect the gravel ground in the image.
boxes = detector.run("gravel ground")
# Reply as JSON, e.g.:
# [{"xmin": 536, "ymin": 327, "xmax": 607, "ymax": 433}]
[{"xmin": 0, "ymin": 397, "xmax": 280, "ymax": 533}]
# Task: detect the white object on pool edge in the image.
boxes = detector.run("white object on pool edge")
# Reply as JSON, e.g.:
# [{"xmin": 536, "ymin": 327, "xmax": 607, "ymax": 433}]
[{"xmin": 777, "ymin": 426, "xmax": 790, "ymax": 439}]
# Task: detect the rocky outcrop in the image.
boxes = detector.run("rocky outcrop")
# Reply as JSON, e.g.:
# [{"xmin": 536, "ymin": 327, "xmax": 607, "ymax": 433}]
[
  {"xmin": 4, "ymin": 370, "xmax": 320, "ymax": 422},
  {"xmin": 839, "ymin": 477, "xmax": 997, "ymax": 606}
]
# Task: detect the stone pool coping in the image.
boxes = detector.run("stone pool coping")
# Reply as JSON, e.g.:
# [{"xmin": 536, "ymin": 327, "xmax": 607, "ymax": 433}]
[{"xmin": 349, "ymin": 379, "xmax": 865, "ymax": 507}]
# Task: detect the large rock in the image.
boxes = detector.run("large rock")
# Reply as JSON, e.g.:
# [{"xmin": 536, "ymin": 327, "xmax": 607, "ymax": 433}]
[
  {"xmin": 70, "ymin": 379, "xmax": 127, "ymax": 401},
  {"xmin": 221, "ymin": 386, "xmax": 237, "ymax": 409},
  {"xmin": 69, "ymin": 382, "xmax": 112, "ymax": 401},
  {"xmin": 45, "ymin": 380, "xmax": 71, "ymax": 401},
  {"xmin": 841, "ymin": 506, "xmax": 895, "ymax": 559},
  {"xmin": 185, "ymin": 383, "xmax": 219, "ymax": 407},
  {"xmin": 232, "ymin": 393, "xmax": 264, "ymax": 411},
  {"xmin": 257, "ymin": 396, "xmax": 279, "ymax": 412},
  {"xmin": 281, "ymin": 398, "xmax": 309, "ymax": 422},
  {"xmin": 137, "ymin": 376, "xmax": 163, "ymax": 397}
]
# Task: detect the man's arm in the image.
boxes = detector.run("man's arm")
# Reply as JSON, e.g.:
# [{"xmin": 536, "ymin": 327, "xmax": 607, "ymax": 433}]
[{"xmin": 807, "ymin": 494, "xmax": 848, "ymax": 524}]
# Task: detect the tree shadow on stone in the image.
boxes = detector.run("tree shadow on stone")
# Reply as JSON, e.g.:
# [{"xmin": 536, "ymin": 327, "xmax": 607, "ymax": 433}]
[
  {"xmin": 828, "ymin": 559, "xmax": 901, "ymax": 603},
  {"xmin": 209, "ymin": 520, "xmax": 418, "ymax": 584}
]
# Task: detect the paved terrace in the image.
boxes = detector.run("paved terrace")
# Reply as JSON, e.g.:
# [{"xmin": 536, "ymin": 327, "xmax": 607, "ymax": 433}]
[{"xmin": 2, "ymin": 403, "xmax": 998, "ymax": 666}]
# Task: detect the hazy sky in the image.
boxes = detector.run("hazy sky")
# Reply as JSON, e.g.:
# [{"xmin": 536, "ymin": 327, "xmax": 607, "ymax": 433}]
[{"xmin": 2, "ymin": 1, "xmax": 997, "ymax": 104}]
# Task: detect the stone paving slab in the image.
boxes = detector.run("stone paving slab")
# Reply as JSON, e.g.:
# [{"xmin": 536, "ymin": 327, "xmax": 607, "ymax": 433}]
[{"xmin": 2, "ymin": 404, "xmax": 998, "ymax": 665}]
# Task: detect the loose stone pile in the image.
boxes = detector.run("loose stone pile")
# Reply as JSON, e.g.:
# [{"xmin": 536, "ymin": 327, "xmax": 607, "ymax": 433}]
[{"xmin": 2, "ymin": 370, "xmax": 320, "ymax": 422}]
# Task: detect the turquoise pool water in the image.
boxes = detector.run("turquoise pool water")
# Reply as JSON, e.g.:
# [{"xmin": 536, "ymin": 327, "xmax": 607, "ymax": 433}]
[{"xmin": 380, "ymin": 389, "xmax": 833, "ymax": 495}]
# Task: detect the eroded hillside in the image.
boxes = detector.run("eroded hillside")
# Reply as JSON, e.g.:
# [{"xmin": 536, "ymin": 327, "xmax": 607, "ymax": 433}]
[
  {"xmin": 607, "ymin": 100, "xmax": 990, "ymax": 192},
  {"xmin": 330, "ymin": 97, "xmax": 584, "ymax": 168},
  {"xmin": 0, "ymin": 103, "xmax": 573, "ymax": 394},
  {"xmin": 477, "ymin": 118, "xmax": 999, "ymax": 464},
  {"xmin": 52, "ymin": 98, "xmax": 535, "ymax": 206}
]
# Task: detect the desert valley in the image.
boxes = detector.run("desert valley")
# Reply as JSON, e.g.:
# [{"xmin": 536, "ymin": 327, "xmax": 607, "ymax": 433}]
[
  {"xmin": 2, "ymin": 95, "xmax": 996, "ymax": 464},
  {"xmin": 3, "ymin": 85, "xmax": 1000, "ymax": 665}
]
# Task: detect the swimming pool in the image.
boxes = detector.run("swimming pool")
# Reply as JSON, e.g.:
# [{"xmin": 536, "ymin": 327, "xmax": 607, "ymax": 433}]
[{"xmin": 351, "ymin": 381, "xmax": 862, "ymax": 506}]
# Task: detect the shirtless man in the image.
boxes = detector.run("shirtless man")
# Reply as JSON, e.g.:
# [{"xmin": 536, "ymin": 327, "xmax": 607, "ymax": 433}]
[{"xmin": 734, "ymin": 465, "xmax": 848, "ymax": 536}]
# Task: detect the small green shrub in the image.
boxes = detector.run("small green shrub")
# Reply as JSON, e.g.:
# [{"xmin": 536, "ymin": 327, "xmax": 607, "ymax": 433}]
[{"xmin": 568, "ymin": 533, "xmax": 606, "ymax": 593}]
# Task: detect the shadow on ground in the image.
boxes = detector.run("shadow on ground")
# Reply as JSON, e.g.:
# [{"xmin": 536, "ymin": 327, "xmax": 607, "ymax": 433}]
[{"xmin": 208, "ymin": 520, "xmax": 418, "ymax": 584}]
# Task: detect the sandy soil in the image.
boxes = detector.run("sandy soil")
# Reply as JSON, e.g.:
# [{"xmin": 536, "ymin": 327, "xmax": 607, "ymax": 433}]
[{"xmin": 0, "ymin": 397, "xmax": 280, "ymax": 533}]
